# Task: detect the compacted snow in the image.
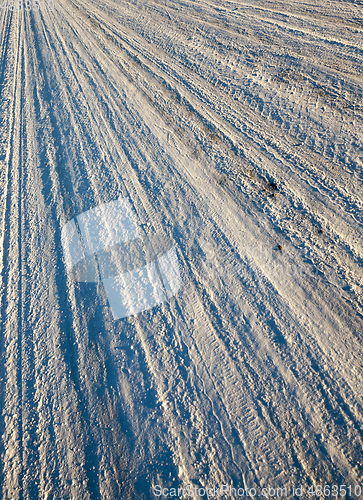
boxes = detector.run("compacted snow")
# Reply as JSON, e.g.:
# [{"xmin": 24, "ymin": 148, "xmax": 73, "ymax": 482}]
[{"xmin": 0, "ymin": 0, "xmax": 363, "ymax": 498}]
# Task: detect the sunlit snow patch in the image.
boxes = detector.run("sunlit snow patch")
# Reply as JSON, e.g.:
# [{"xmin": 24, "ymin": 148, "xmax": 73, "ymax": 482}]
[{"xmin": 61, "ymin": 198, "xmax": 181, "ymax": 319}]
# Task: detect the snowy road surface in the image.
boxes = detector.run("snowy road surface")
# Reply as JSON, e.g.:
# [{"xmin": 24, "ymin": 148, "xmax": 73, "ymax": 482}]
[{"xmin": 0, "ymin": 0, "xmax": 363, "ymax": 498}]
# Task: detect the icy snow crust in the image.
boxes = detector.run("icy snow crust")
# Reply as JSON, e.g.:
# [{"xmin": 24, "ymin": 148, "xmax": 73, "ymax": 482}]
[{"xmin": 0, "ymin": 0, "xmax": 363, "ymax": 497}]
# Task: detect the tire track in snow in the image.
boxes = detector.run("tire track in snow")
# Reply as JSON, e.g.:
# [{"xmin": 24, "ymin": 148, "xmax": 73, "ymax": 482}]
[
  {"xmin": 23, "ymin": 8, "xmax": 135, "ymax": 499},
  {"xmin": 0, "ymin": 9, "xmax": 26, "ymax": 498},
  {"xmin": 25, "ymin": 5, "xmax": 183, "ymax": 498},
  {"xmin": 0, "ymin": 16, "xmax": 19, "ymax": 484},
  {"xmin": 70, "ymin": 0, "xmax": 363, "ymax": 247},
  {"xmin": 84, "ymin": 2, "xmax": 363, "ymax": 329},
  {"xmin": 26, "ymin": 2, "xmax": 288, "ymax": 488},
  {"xmin": 0, "ymin": 9, "xmax": 15, "ymax": 104},
  {"xmin": 49, "ymin": 2, "xmax": 363, "ymax": 488},
  {"xmin": 103, "ymin": 38, "xmax": 363, "ymax": 329},
  {"xmin": 141, "ymin": 140, "xmax": 363, "ymax": 485},
  {"xmin": 217, "ymin": 266, "xmax": 363, "ymax": 483}
]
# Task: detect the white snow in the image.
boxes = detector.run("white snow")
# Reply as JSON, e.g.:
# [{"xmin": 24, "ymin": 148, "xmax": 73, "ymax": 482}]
[{"xmin": 0, "ymin": 0, "xmax": 362, "ymax": 497}]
